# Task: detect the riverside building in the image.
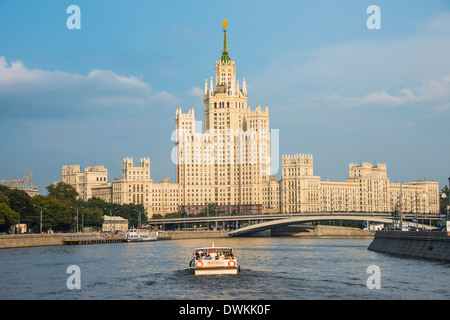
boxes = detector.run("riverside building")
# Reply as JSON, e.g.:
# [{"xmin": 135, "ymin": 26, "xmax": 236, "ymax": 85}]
[
  {"xmin": 61, "ymin": 21, "xmax": 440, "ymax": 218},
  {"xmin": 61, "ymin": 165, "xmax": 109, "ymax": 201}
]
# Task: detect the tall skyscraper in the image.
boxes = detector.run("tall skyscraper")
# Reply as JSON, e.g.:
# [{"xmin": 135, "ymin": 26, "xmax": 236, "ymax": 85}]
[{"xmin": 174, "ymin": 20, "xmax": 271, "ymax": 215}]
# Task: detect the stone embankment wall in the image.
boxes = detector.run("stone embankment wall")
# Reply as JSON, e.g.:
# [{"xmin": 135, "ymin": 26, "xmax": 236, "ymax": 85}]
[
  {"xmin": 0, "ymin": 233, "xmax": 117, "ymax": 249},
  {"xmin": 0, "ymin": 231, "xmax": 229, "ymax": 249},
  {"xmin": 368, "ymin": 231, "xmax": 450, "ymax": 261}
]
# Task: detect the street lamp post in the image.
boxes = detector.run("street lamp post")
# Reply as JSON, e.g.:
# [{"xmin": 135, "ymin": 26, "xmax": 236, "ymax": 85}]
[
  {"xmin": 215, "ymin": 207, "xmax": 218, "ymax": 230},
  {"xmin": 414, "ymin": 183, "xmax": 418, "ymax": 230},
  {"xmin": 70, "ymin": 206, "xmax": 83, "ymax": 233},
  {"xmin": 16, "ymin": 206, "xmax": 26, "ymax": 233},
  {"xmin": 422, "ymin": 192, "xmax": 427, "ymax": 228},
  {"xmin": 206, "ymin": 204, "xmax": 209, "ymax": 230},
  {"xmin": 132, "ymin": 208, "xmax": 142, "ymax": 229},
  {"xmin": 447, "ymin": 177, "xmax": 450, "ymax": 231},
  {"xmin": 138, "ymin": 209, "xmax": 141, "ymax": 229},
  {"xmin": 399, "ymin": 183, "xmax": 403, "ymax": 230},
  {"xmin": 441, "ymin": 192, "xmax": 447, "ymax": 230},
  {"xmin": 33, "ymin": 204, "xmax": 48, "ymax": 234}
]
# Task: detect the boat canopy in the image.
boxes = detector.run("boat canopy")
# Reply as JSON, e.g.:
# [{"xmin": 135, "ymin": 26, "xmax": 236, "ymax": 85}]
[{"xmin": 194, "ymin": 247, "xmax": 233, "ymax": 253}]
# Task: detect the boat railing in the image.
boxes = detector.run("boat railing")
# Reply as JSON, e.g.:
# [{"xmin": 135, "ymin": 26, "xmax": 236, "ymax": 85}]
[{"xmin": 195, "ymin": 254, "xmax": 235, "ymax": 261}]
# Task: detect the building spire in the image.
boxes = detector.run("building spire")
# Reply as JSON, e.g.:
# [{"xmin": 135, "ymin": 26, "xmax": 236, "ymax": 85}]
[
  {"xmin": 242, "ymin": 77, "xmax": 247, "ymax": 95},
  {"xmin": 220, "ymin": 19, "xmax": 231, "ymax": 63}
]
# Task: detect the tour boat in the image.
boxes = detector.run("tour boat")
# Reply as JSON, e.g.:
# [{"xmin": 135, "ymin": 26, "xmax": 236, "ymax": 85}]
[
  {"xmin": 189, "ymin": 243, "xmax": 240, "ymax": 275},
  {"xmin": 123, "ymin": 228, "xmax": 157, "ymax": 242}
]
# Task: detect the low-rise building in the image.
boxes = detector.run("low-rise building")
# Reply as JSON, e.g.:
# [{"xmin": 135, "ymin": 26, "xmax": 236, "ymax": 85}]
[{"xmin": 101, "ymin": 215, "xmax": 128, "ymax": 233}]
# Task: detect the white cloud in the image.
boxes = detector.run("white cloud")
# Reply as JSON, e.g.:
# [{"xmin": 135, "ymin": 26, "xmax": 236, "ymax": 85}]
[
  {"xmin": 150, "ymin": 91, "xmax": 181, "ymax": 105},
  {"xmin": 428, "ymin": 12, "xmax": 450, "ymax": 32},
  {"xmin": 87, "ymin": 69, "xmax": 146, "ymax": 88},
  {"xmin": 0, "ymin": 57, "xmax": 178, "ymax": 119},
  {"xmin": 91, "ymin": 96, "xmax": 146, "ymax": 107},
  {"xmin": 324, "ymin": 89, "xmax": 410, "ymax": 108},
  {"xmin": 0, "ymin": 57, "xmax": 40, "ymax": 86},
  {"xmin": 187, "ymin": 86, "xmax": 204, "ymax": 99},
  {"xmin": 322, "ymin": 74, "xmax": 450, "ymax": 112}
]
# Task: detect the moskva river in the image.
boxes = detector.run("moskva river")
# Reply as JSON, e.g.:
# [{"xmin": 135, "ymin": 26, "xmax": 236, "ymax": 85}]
[{"xmin": 0, "ymin": 237, "xmax": 449, "ymax": 300}]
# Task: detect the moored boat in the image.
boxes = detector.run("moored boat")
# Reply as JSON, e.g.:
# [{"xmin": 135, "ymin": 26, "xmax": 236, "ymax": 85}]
[
  {"xmin": 123, "ymin": 228, "xmax": 157, "ymax": 242},
  {"xmin": 189, "ymin": 244, "xmax": 240, "ymax": 275}
]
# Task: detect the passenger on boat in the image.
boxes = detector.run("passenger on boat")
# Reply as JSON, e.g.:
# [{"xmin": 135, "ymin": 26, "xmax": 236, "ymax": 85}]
[{"xmin": 196, "ymin": 251, "xmax": 205, "ymax": 260}]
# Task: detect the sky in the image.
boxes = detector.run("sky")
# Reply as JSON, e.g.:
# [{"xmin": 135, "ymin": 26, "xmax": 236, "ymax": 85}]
[{"xmin": 0, "ymin": 0, "xmax": 449, "ymax": 194}]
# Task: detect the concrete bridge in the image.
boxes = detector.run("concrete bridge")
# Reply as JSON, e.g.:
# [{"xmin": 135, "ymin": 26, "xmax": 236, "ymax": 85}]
[
  {"xmin": 227, "ymin": 215, "xmax": 390, "ymax": 237},
  {"xmin": 228, "ymin": 214, "xmax": 439, "ymax": 237},
  {"xmin": 148, "ymin": 212, "xmax": 442, "ymax": 236}
]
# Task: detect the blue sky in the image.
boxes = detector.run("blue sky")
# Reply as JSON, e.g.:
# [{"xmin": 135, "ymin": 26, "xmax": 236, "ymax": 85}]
[{"xmin": 1, "ymin": 0, "xmax": 450, "ymax": 194}]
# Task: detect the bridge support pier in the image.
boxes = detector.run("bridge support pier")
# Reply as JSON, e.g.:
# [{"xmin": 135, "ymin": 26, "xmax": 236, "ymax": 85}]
[{"xmin": 246, "ymin": 229, "xmax": 271, "ymax": 237}]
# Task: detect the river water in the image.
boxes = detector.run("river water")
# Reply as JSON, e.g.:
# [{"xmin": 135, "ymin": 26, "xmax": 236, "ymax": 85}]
[{"xmin": 0, "ymin": 237, "xmax": 449, "ymax": 300}]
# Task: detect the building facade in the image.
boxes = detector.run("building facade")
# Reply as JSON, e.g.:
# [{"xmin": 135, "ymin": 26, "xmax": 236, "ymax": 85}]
[
  {"xmin": 111, "ymin": 157, "xmax": 181, "ymax": 216},
  {"xmin": 61, "ymin": 165, "xmax": 109, "ymax": 201},
  {"xmin": 101, "ymin": 215, "xmax": 128, "ymax": 233},
  {"xmin": 61, "ymin": 21, "xmax": 440, "ymax": 218}
]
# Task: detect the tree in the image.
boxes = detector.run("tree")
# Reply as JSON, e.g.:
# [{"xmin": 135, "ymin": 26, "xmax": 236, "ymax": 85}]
[
  {"xmin": 118, "ymin": 203, "xmax": 148, "ymax": 227},
  {"xmin": 0, "ymin": 190, "xmax": 10, "ymax": 205},
  {"xmin": 46, "ymin": 182, "xmax": 78, "ymax": 201},
  {"xmin": 0, "ymin": 203, "xmax": 20, "ymax": 231},
  {"xmin": 0, "ymin": 185, "xmax": 35, "ymax": 229},
  {"xmin": 78, "ymin": 198, "xmax": 104, "ymax": 229},
  {"xmin": 32, "ymin": 195, "xmax": 74, "ymax": 232}
]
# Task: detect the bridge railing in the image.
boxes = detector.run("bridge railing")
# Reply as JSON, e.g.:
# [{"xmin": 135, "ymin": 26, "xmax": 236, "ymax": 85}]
[{"xmin": 146, "ymin": 212, "xmax": 444, "ymax": 228}]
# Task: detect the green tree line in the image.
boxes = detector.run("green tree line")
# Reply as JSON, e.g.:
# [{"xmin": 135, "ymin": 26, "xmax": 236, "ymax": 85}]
[{"xmin": 0, "ymin": 182, "xmax": 147, "ymax": 233}]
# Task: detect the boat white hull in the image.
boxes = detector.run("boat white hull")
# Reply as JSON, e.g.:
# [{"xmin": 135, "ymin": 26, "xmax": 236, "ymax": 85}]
[
  {"xmin": 141, "ymin": 237, "xmax": 157, "ymax": 241},
  {"xmin": 124, "ymin": 237, "xmax": 157, "ymax": 242},
  {"xmin": 124, "ymin": 229, "xmax": 158, "ymax": 242},
  {"xmin": 194, "ymin": 267, "xmax": 239, "ymax": 276}
]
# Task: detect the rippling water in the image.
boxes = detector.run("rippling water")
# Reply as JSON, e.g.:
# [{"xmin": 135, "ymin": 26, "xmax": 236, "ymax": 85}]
[{"xmin": 0, "ymin": 237, "xmax": 449, "ymax": 300}]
